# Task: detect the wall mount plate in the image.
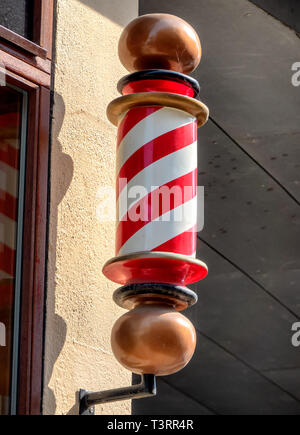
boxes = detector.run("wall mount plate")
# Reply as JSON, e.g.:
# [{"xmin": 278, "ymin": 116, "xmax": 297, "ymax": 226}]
[{"xmin": 79, "ymin": 374, "xmax": 156, "ymax": 415}]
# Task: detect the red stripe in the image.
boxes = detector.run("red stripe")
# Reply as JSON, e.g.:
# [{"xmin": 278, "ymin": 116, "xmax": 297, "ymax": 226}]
[
  {"xmin": 0, "ymin": 243, "xmax": 15, "ymax": 276},
  {"xmin": 122, "ymin": 79, "xmax": 195, "ymax": 97},
  {"xmin": 0, "ymin": 189, "xmax": 18, "ymax": 221},
  {"xmin": 0, "ymin": 112, "xmax": 20, "ymax": 129},
  {"xmin": 117, "ymin": 120, "xmax": 197, "ymax": 199},
  {"xmin": 116, "ymin": 170, "xmax": 197, "ymax": 254},
  {"xmin": 0, "ymin": 140, "xmax": 19, "ymax": 170},
  {"xmin": 116, "ymin": 106, "xmax": 162, "ymax": 149},
  {"xmin": 152, "ymin": 225, "xmax": 197, "ymax": 256}
]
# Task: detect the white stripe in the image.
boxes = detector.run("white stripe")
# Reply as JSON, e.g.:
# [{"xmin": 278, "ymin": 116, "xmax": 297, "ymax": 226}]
[
  {"xmin": 0, "ymin": 162, "xmax": 18, "ymax": 197},
  {"xmin": 117, "ymin": 141, "xmax": 197, "ymax": 221},
  {"xmin": 0, "ymin": 213, "xmax": 16, "ymax": 250},
  {"xmin": 117, "ymin": 107, "xmax": 196, "ymax": 175},
  {"xmin": 118, "ymin": 196, "xmax": 197, "ymax": 256}
]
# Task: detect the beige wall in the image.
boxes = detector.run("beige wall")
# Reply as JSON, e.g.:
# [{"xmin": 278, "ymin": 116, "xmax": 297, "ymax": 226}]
[{"xmin": 43, "ymin": 0, "xmax": 138, "ymax": 415}]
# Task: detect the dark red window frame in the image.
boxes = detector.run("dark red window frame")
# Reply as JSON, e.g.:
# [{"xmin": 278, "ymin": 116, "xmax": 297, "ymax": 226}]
[{"xmin": 0, "ymin": 0, "xmax": 54, "ymax": 415}]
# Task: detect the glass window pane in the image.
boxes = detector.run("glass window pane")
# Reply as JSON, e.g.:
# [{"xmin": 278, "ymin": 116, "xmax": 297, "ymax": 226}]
[
  {"xmin": 0, "ymin": 85, "xmax": 27, "ymax": 415},
  {"xmin": 0, "ymin": 0, "xmax": 34, "ymax": 40}
]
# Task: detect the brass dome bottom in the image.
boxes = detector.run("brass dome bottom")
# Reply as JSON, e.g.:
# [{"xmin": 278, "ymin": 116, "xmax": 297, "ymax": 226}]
[{"xmin": 111, "ymin": 304, "xmax": 196, "ymax": 376}]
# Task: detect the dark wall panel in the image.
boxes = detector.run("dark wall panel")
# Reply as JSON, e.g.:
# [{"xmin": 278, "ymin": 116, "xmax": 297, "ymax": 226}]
[
  {"xmin": 133, "ymin": 378, "xmax": 214, "ymax": 415},
  {"xmin": 249, "ymin": 0, "xmax": 300, "ymax": 33},
  {"xmin": 197, "ymin": 120, "xmax": 300, "ymax": 317},
  {"xmin": 140, "ymin": 0, "xmax": 300, "ymax": 201},
  {"xmin": 134, "ymin": 338, "xmax": 300, "ymax": 415},
  {"xmin": 190, "ymin": 240, "xmax": 300, "ymax": 371}
]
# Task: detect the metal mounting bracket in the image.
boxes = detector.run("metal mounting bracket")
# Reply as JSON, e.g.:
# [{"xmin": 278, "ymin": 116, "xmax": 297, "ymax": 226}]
[{"xmin": 79, "ymin": 374, "xmax": 157, "ymax": 415}]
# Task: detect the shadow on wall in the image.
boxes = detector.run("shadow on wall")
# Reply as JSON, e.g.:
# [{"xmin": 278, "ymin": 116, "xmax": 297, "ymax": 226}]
[
  {"xmin": 43, "ymin": 93, "xmax": 73, "ymax": 415},
  {"xmin": 78, "ymin": 0, "xmax": 136, "ymax": 27}
]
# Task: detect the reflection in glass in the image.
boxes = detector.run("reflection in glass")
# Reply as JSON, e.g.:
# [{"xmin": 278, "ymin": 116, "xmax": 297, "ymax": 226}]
[
  {"xmin": 0, "ymin": 0, "xmax": 34, "ymax": 40},
  {"xmin": 0, "ymin": 86, "xmax": 25, "ymax": 414}
]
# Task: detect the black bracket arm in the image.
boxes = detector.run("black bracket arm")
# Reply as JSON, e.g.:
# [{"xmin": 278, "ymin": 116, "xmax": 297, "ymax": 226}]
[{"xmin": 79, "ymin": 374, "xmax": 157, "ymax": 415}]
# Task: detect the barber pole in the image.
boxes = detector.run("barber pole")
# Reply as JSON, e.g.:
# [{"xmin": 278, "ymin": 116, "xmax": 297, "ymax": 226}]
[
  {"xmin": 103, "ymin": 71, "xmax": 208, "ymax": 287},
  {"xmin": 102, "ymin": 13, "xmax": 210, "ymax": 377}
]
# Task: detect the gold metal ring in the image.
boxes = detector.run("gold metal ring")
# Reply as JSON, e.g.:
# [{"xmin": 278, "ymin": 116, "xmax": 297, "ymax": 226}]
[
  {"xmin": 103, "ymin": 250, "xmax": 208, "ymax": 271},
  {"xmin": 107, "ymin": 92, "xmax": 209, "ymax": 127}
]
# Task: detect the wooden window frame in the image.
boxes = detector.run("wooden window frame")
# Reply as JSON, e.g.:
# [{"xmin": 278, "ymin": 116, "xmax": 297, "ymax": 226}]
[
  {"xmin": 0, "ymin": 0, "xmax": 54, "ymax": 415},
  {"xmin": 0, "ymin": 0, "xmax": 53, "ymax": 59},
  {"xmin": 0, "ymin": 0, "xmax": 53, "ymax": 78}
]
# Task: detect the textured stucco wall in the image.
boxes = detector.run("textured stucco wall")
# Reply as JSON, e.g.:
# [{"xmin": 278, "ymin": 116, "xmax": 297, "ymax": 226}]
[{"xmin": 43, "ymin": 0, "xmax": 138, "ymax": 415}]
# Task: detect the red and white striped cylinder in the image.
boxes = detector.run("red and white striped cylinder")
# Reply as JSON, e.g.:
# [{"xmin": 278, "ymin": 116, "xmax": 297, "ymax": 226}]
[
  {"xmin": 103, "ymin": 74, "xmax": 209, "ymax": 287},
  {"xmin": 116, "ymin": 105, "xmax": 197, "ymax": 257}
]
